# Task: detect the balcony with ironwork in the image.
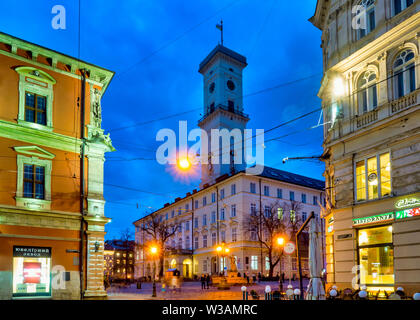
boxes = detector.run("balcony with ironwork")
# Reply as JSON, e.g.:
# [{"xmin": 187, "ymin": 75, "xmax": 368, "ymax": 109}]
[{"xmin": 198, "ymin": 103, "xmax": 249, "ymax": 124}]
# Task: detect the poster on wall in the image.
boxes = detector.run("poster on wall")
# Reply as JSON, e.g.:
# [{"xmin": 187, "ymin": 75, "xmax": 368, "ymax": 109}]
[{"xmin": 12, "ymin": 246, "xmax": 51, "ymax": 297}]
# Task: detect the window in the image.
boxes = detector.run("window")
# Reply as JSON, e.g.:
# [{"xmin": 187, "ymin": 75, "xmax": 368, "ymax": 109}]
[
  {"xmin": 203, "ymin": 260, "xmax": 208, "ymax": 272},
  {"xmin": 171, "ymin": 210, "xmax": 174, "ymax": 218},
  {"xmin": 202, "ymin": 214, "xmax": 207, "ymax": 226},
  {"xmin": 358, "ymin": 226, "xmax": 394, "ymax": 288},
  {"xmin": 355, "ymin": 152, "xmax": 391, "ymax": 201},
  {"xmin": 203, "ymin": 196, "xmax": 207, "ymax": 206},
  {"xmin": 165, "ymin": 213, "xmax": 168, "ymax": 220},
  {"xmin": 211, "ymin": 193, "xmax": 216, "ymax": 203},
  {"xmin": 290, "ymin": 210, "xmax": 296, "ymax": 223},
  {"xmin": 185, "ymin": 204, "xmax": 189, "ymax": 211},
  {"xmin": 212, "ymin": 233, "xmax": 217, "ymax": 246},
  {"xmin": 358, "ymin": 70, "xmax": 378, "ymax": 113},
  {"xmin": 264, "ymin": 206, "xmax": 271, "ymax": 218},
  {"xmin": 185, "ymin": 236, "xmax": 190, "ymax": 249},
  {"xmin": 25, "ymin": 92, "xmax": 47, "ymax": 125},
  {"xmin": 220, "ymin": 189, "xmax": 225, "ymax": 199},
  {"xmin": 228, "ymin": 100, "xmax": 234, "ymax": 111},
  {"xmin": 185, "ymin": 221, "xmax": 190, "ymax": 231},
  {"xmin": 277, "ymin": 188, "xmax": 282, "ymax": 199},
  {"xmin": 313, "ymin": 196, "xmax": 318, "ymax": 205},
  {"xmin": 194, "ymin": 217, "xmax": 198, "ymax": 228},
  {"xmin": 232, "ymin": 228, "xmax": 237, "ymax": 242},
  {"xmin": 251, "ymin": 256, "xmax": 258, "ymax": 270},
  {"xmin": 231, "ymin": 204, "xmax": 236, "ymax": 217},
  {"xmin": 220, "ymin": 208, "xmax": 225, "ymax": 220},
  {"xmin": 194, "ymin": 200, "xmax": 198, "ymax": 209},
  {"xmin": 250, "ymin": 203, "xmax": 257, "ymax": 216},
  {"xmin": 211, "ymin": 211, "xmax": 216, "ymax": 224},
  {"xmin": 178, "ymin": 208, "xmax": 182, "ymax": 215},
  {"xmin": 16, "ymin": 67, "xmax": 55, "ymax": 130},
  {"xmin": 194, "ymin": 237, "xmax": 199, "ymax": 249},
  {"xmin": 302, "ymin": 212, "xmax": 307, "ymax": 221},
  {"xmin": 393, "ymin": 49, "xmax": 416, "ymax": 98},
  {"xmin": 250, "ymin": 183, "xmax": 256, "ymax": 193},
  {"xmin": 231, "ymin": 184, "xmax": 236, "ymax": 195},
  {"xmin": 202, "ymin": 235, "xmax": 207, "ymax": 248},
  {"xmin": 221, "ymin": 230, "xmax": 226, "ymax": 242},
  {"xmin": 301, "ymin": 193, "xmax": 307, "ymax": 203},
  {"xmin": 265, "ymin": 257, "xmax": 270, "ymax": 271},
  {"xmin": 393, "ymin": 0, "xmax": 414, "ymax": 16},
  {"xmin": 289, "ymin": 191, "xmax": 295, "ymax": 201},
  {"xmin": 23, "ymin": 164, "xmax": 45, "ymax": 199},
  {"xmin": 250, "ymin": 227, "xmax": 258, "ymax": 241},
  {"xmin": 277, "ymin": 208, "xmax": 284, "ymax": 220},
  {"xmin": 357, "ymin": 0, "xmax": 375, "ymax": 39},
  {"xmin": 178, "ymin": 238, "xmax": 182, "ymax": 249},
  {"xmin": 264, "ymin": 186, "xmax": 270, "ymax": 196}
]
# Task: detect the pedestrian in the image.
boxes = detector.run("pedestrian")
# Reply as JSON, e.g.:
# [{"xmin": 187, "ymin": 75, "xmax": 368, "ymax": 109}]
[
  {"xmin": 246, "ymin": 275, "xmax": 250, "ymax": 285},
  {"xmin": 206, "ymin": 274, "xmax": 210, "ymax": 289},
  {"xmin": 258, "ymin": 272, "xmax": 261, "ymax": 283},
  {"xmin": 201, "ymin": 274, "xmax": 206, "ymax": 290}
]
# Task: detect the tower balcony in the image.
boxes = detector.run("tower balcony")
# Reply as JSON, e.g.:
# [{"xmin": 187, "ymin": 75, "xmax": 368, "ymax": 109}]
[{"xmin": 198, "ymin": 103, "xmax": 249, "ymax": 124}]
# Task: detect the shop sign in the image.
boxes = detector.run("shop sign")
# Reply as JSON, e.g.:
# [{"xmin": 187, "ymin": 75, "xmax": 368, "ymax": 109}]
[
  {"xmin": 353, "ymin": 212, "xmax": 394, "ymax": 226},
  {"xmin": 13, "ymin": 246, "xmax": 51, "ymax": 258},
  {"xmin": 395, "ymin": 197, "xmax": 420, "ymax": 209},
  {"xmin": 395, "ymin": 207, "xmax": 420, "ymax": 220}
]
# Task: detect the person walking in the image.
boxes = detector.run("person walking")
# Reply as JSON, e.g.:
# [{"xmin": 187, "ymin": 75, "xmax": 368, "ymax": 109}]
[
  {"xmin": 201, "ymin": 274, "xmax": 206, "ymax": 290},
  {"xmin": 206, "ymin": 274, "xmax": 211, "ymax": 289}
]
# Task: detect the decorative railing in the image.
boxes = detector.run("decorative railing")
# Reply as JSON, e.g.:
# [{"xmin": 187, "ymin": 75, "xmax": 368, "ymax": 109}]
[
  {"xmin": 356, "ymin": 109, "xmax": 378, "ymax": 128},
  {"xmin": 198, "ymin": 104, "xmax": 249, "ymax": 123},
  {"xmin": 389, "ymin": 89, "xmax": 418, "ymax": 114}
]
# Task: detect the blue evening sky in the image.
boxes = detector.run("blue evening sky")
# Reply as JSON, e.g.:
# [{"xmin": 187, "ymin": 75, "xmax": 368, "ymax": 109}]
[{"xmin": 0, "ymin": 0, "xmax": 324, "ymax": 239}]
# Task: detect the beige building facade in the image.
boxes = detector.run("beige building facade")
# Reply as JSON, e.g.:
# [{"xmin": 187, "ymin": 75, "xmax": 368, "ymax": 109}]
[{"xmin": 310, "ymin": 0, "xmax": 420, "ymax": 295}]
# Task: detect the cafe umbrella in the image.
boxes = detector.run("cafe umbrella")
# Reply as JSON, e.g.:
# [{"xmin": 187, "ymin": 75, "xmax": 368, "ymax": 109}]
[{"xmin": 305, "ymin": 217, "xmax": 326, "ymax": 300}]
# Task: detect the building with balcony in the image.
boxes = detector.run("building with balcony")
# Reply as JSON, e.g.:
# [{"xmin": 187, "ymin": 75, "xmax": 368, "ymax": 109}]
[
  {"xmin": 0, "ymin": 31, "xmax": 114, "ymax": 299},
  {"xmin": 310, "ymin": 0, "xmax": 420, "ymax": 294},
  {"xmin": 133, "ymin": 44, "xmax": 325, "ymax": 280}
]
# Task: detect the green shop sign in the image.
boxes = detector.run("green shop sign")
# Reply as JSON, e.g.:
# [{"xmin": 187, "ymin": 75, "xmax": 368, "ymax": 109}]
[
  {"xmin": 353, "ymin": 212, "xmax": 394, "ymax": 226},
  {"xmin": 395, "ymin": 198, "xmax": 420, "ymax": 209},
  {"xmin": 395, "ymin": 207, "xmax": 420, "ymax": 220}
]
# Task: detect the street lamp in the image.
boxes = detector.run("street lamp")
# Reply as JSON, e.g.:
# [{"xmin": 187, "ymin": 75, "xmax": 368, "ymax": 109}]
[
  {"xmin": 215, "ymin": 243, "xmax": 229, "ymax": 275},
  {"xmin": 150, "ymin": 245, "xmax": 158, "ymax": 297},
  {"xmin": 276, "ymin": 236, "xmax": 285, "ymax": 293}
]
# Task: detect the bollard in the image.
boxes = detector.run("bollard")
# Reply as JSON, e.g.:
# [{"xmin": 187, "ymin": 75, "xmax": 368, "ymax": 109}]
[
  {"xmin": 265, "ymin": 285, "xmax": 272, "ymax": 300},
  {"xmin": 241, "ymin": 286, "xmax": 248, "ymax": 300}
]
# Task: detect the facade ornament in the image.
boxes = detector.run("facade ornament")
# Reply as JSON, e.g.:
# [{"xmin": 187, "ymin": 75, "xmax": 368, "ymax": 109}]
[{"xmin": 92, "ymin": 88, "xmax": 102, "ymax": 128}]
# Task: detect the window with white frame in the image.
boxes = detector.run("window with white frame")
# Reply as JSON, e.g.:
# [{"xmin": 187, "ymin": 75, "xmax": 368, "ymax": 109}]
[
  {"xmin": 221, "ymin": 230, "xmax": 226, "ymax": 242},
  {"xmin": 250, "ymin": 203, "xmax": 257, "ymax": 216},
  {"xmin": 231, "ymin": 184, "xmax": 236, "ymax": 195},
  {"xmin": 185, "ymin": 221, "xmax": 190, "ymax": 231},
  {"xmin": 203, "ymin": 196, "xmax": 207, "ymax": 206},
  {"xmin": 194, "ymin": 237, "xmax": 199, "ymax": 249},
  {"xmin": 289, "ymin": 191, "xmax": 295, "ymax": 201},
  {"xmin": 203, "ymin": 260, "xmax": 207, "ymax": 272},
  {"xmin": 264, "ymin": 186, "xmax": 270, "ymax": 196},
  {"xmin": 277, "ymin": 207, "xmax": 284, "ymax": 220},
  {"xmin": 194, "ymin": 200, "xmax": 198, "ymax": 209},
  {"xmin": 185, "ymin": 236, "xmax": 190, "ymax": 249},
  {"xmin": 393, "ymin": 0, "xmax": 414, "ymax": 16},
  {"xmin": 250, "ymin": 227, "xmax": 258, "ymax": 241},
  {"xmin": 231, "ymin": 204, "xmax": 236, "ymax": 217},
  {"xmin": 220, "ymin": 189, "xmax": 225, "ymax": 199},
  {"xmin": 250, "ymin": 182, "xmax": 256, "ymax": 193},
  {"xmin": 264, "ymin": 206, "xmax": 270, "ymax": 218},
  {"xmin": 194, "ymin": 217, "xmax": 198, "ymax": 228},
  {"xmin": 301, "ymin": 193, "xmax": 307, "ymax": 203},
  {"xmin": 15, "ymin": 67, "xmax": 56, "ymax": 131},
  {"xmin": 313, "ymin": 196, "xmax": 318, "ymax": 205},
  {"xmin": 265, "ymin": 257, "xmax": 270, "ymax": 271},
  {"xmin": 302, "ymin": 212, "xmax": 307, "ymax": 221},
  {"xmin": 211, "ymin": 233, "xmax": 217, "ymax": 246},
  {"xmin": 357, "ymin": 0, "xmax": 375, "ymax": 40},
  {"xmin": 202, "ymin": 214, "xmax": 207, "ymax": 226},
  {"xmin": 231, "ymin": 228, "xmax": 237, "ymax": 242},
  {"xmin": 220, "ymin": 208, "xmax": 225, "ymax": 220},
  {"xmin": 211, "ymin": 192, "xmax": 216, "ymax": 203},
  {"xmin": 277, "ymin": 188, "xmax": 282, "ymax": 199},
  {"xmin": 393, "ymin": 49, "xmax": 416, "ymax": 98},
  {"xmin": 358, "ymin": 70, "xmax": 378, "ymax": 113},
  {"xmin": 251, "ymin": 256, "xmax": 258, "ymax": 270},
  {"xmin": 202, "ymin": 235, "xmax": 207, "ymax": 248},
  {"xmin": 211, "ymin": 211, "xmax": 216, "ymax": 224},
  {"xmin": 355, "ymin": 152, "xmax": 391, "ymax": 201}
]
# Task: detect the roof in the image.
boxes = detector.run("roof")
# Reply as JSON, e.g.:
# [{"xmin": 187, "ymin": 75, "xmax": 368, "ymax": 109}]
[
  {"xmin": 105, "ymin": 240, "xmax": 135, "ymax": 251},
  {"xmin": 133, "ymin": 165, "xmax": 324, "ymax": 224},
  {"xmin": 199, "ymin": 44, "xmax": 247, "ymax": 73}
]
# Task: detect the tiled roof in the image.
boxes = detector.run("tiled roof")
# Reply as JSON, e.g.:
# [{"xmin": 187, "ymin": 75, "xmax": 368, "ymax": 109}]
[{"xmin": 199, "ymin": 45, "xmax": 247, "ymax": 72}]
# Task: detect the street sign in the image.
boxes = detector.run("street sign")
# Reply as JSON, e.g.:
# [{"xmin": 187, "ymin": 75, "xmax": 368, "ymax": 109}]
[{"xmin": 284, "ymin": 242, "xmax": 295, "ymax": 255}]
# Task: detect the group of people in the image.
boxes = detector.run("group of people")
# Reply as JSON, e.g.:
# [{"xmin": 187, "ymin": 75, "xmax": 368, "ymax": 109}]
[{"xmin": 200, "ymin": 274, "xmax": 211, "ymax": 289}]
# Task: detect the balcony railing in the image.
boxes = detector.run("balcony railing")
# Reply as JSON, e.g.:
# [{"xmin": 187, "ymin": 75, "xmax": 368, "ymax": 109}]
[
  {"xmin": 356, "ymin": 109, "xmax": 378, "ymax": 128},
  {"xmin": 198, "ymin": 103, "xmax": 249, "ymax": 123},
  {"xmin": 389, "ymin": 89, "xmax": 418, "ymax": 114}
]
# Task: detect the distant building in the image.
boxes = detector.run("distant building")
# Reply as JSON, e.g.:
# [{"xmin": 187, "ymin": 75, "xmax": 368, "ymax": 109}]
[
  {"xmin": 104, "ymin": 240, "xmax": 135, "ymax": 281},
  {"xmin": 310, "ymin": 0, "xmax": 420, "ymax": 294},
  {"xmin": 133, "ymin": 44, "xmax": 325, "ymax": 280}
]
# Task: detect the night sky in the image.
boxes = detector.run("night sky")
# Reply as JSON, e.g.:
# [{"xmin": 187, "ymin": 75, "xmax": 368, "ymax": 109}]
[{"xmin": 0, "ymin": 0, "xmax": 324, "ymax": 239}]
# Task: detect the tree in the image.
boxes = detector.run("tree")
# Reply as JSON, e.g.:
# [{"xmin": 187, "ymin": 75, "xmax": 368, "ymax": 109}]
[
  {"xmin": 140, "ymin": 212, "xmax": 179, "ymax": 279},
  {"xmin": 246, "ymin": 201, "xmax": 289, "ymax": 278}
]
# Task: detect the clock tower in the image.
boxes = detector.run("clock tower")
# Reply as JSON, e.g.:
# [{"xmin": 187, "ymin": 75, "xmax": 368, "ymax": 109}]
[{"xmin": 198, "ymin": 45, "xmax": 249, "ymax": 187}]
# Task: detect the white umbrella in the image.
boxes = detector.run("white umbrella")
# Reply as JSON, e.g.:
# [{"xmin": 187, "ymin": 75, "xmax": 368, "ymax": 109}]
[{"xmin": 305, "ymin": 217, "xmax": 326, "ymax": 300}]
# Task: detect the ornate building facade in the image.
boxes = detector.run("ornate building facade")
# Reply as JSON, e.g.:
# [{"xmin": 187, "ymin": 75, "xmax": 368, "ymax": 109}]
[
  {"xmin": 133, "ymin": 44, "xmax": 325, "ymax": 280},
  {"xmin": 310, "ymin": 0, "xmax": 420, "ymax": 294},
  {"xmin": 0, "ymin": 31, "xmax": 114, "ymax": 299}
]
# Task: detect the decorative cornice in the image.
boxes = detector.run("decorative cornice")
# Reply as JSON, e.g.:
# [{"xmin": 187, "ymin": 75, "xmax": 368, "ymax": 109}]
[{"xmin": 13, "ymin": 145, "xmax": 55, "ymax": 159}]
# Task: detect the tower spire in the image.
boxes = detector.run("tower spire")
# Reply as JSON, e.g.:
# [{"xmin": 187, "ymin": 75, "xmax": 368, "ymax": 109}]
[{"xmin": 216, "ymin": 20, "xmax": 223, "ymax": 46}]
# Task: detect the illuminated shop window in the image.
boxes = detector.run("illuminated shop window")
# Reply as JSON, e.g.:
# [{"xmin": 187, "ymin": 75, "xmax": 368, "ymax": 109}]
[
  {"xmin": 358, "ymin": 226, "xmax": 394, "ymax": 288},
  {"xmin": 251, "ymin": 256, "xmax": 258, "ymax": 270},
  {"xmin": 12, "ymin": 246, "xmax": 51, "ymax": 297},
  {"xmin": 355, "ymin": 152, "xmax": 391, "ymax": 201}
]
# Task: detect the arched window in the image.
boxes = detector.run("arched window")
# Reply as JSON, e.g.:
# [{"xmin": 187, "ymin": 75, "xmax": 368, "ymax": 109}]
[
  {"xmin": 393, "ymin": 49, "xmax": 416, "ymax": 98},
  {"xmin": 357, "ymin": 0, "xmax": 375, "ymax": 39},
  {"xmin": 357, "ymin": 70, "xmax": 378, "ymax": 113}
]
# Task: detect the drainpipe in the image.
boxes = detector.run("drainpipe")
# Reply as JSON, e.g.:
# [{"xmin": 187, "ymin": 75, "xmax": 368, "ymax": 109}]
[{"xmin": 79, "ymin": 69, "xmax": 86, "ymax": 300}]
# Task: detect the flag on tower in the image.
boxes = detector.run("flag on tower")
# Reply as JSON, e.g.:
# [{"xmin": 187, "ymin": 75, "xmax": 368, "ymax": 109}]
[{"xmin": 216, "ymin": 23, "xmax": 223, "ymax": 31}]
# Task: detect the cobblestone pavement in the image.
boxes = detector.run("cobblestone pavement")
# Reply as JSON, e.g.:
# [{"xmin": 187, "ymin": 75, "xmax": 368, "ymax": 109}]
[{"xmin": 106, "ymin": 279, "xmax": 310, "ymax": 300}]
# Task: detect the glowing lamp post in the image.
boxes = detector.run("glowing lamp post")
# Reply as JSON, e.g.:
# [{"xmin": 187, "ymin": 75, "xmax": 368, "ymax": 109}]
[
  {"xmin": 276, "ymin": 236, "xmax": 285, "ymax": 292},
  {"xmin": 215, "ymin": 243, "xmax": 229, "ymax": 275},
  {"xmin": 150, "ymin": 245, "xmax": 158, "ymax": 297}
]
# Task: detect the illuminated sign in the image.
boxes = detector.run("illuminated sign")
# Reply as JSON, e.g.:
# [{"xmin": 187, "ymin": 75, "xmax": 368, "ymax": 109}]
[
  {"xmin": 395, "ymin": 198, "xmax": 420, "ymax": 209},
  {"xmin": 327, "ymin": 225, "xmax": 333, "ymax": 233},
  {"xmin": 23, "ymin": 262, "xmax": 42, "ymax": 284},
  {"xmin": 353, "ymin": 212, "xmax": 394, "ymax": 226},
  {"xmin": 395, "ymin": 207, "xmax": 420, "ymax": 220},
  {"xmin": 13, "ymin": 246, "xmax": 51, "ymax": 258}
]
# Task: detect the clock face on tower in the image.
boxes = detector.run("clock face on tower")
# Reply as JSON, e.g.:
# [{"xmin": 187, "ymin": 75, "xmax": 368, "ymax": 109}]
[
  {"xmin": 209, "ymin": 82, "xmax": 215, "ymax": 94},
  {"xmin": 227, "ymin": 80, "xmax": 235, "ymax": 91}
]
